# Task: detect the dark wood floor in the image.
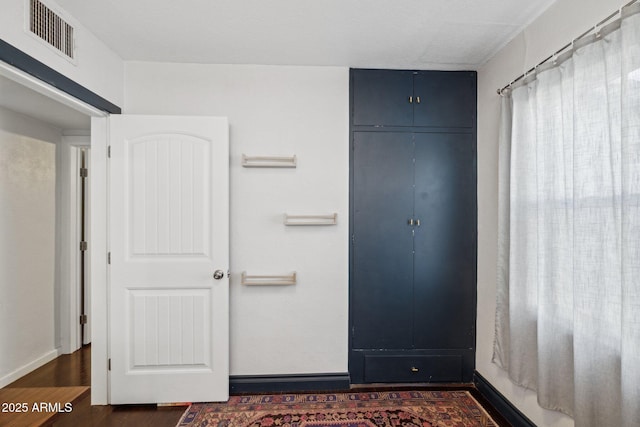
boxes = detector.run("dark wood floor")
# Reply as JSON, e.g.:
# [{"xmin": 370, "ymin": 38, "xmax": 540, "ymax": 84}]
[
  {"xmin": 2, "ymin": 347, "xmax": 509, "ymax": 426},
  {"xmin": 3, "ymin": 346, "xmax": 185, "ymax": 427}
]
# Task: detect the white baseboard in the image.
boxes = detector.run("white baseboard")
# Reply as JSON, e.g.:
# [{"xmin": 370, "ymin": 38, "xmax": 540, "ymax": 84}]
[{"xmin": 0, "ymin": 348, "xmax": 60, "ymax": 388}]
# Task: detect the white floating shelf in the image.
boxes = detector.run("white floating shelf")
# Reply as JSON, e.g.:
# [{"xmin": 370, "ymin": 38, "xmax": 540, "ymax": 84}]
[
  {"xmin": 283, "ymin": 213, "xmax": 338, "ymax": 226},
  {"xmin": 241, "ymin": 272, "xmax": 297, "ymax": 286},
  {"xmin": 242, "ymin": 154, "xmax": 297, "ymax": 168}
]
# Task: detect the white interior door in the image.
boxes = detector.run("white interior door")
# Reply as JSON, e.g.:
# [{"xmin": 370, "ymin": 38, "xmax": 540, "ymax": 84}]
[
  {"xmin": 83, "ymin": 148, "xmax": 91, "ymax": 345},
  {"xmin": 78, "ymin": 147, "xmax": 91, "ymax": 346},
  {"xmin": 109, "ymin": 115, "xmax": 229, "ymax": 404}
]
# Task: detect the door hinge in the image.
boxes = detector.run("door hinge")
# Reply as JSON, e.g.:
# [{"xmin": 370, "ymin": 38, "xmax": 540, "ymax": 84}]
[
  {"xmin": 351, "ymin": 234, "xmax": 355, "ymax": 244},
  {"xmin": 107, "ymin": 252, "xmax": 111, "ymax": 264},
  {"xmin": 80, "ymin": 314, "xmax": 87, "ymax": 325},
  {"xmin": 108, "ymin": 359, "xmax": 111, "ymax": 371},
  {"xmin": 79, "ymin": 167, "xmax": 88, "ymax": 178},
  {"xmin": 80, "ymin": 241, "xmax": 88, "ymax": 251},
  {"xmin": 107, "ymin": 146, "xmax": 111, "ymax": 158}
]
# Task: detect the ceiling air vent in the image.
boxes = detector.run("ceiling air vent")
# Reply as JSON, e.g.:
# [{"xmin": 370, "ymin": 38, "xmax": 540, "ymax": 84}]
[{"xmin": 29, "ymin": 0, "xmax": 75, "ymax": 60}]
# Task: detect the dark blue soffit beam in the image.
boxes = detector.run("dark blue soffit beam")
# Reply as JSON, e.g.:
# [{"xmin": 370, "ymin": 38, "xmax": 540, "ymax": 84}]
[{"xmin": 0, "ymin": 38, "xmax": 122, "ymax": 114}]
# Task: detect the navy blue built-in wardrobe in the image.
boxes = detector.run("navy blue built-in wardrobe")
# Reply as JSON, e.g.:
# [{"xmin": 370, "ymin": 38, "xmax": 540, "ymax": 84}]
[{"xmin": 349, "ymin": 69, "xmax": 477, "ymax": 383}]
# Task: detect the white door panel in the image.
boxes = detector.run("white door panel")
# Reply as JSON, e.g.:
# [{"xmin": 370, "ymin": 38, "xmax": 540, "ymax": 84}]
[{"xmin": 109, "ymin": 115, "xmax": 229, "ymax": 404}]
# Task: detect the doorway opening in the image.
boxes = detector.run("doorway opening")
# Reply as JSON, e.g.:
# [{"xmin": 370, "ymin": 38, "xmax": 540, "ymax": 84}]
[
  {"xmin": 63, "ymin": 141, "xmax": 92, "ymax": 353},
  {"xmin": 0, "ymin": 59, "xmax": 102, "ymax": 391}
]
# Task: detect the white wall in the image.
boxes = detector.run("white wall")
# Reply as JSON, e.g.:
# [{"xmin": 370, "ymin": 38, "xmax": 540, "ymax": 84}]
[
  {"xmin": 476, "ymin": 0, "xmax": 626, "ymax": 425},
  {"xmin": 0, "ymin": 0, "xmax": 124, "ymax": 107},
  {"xmin": 0, "ymin": 106, "xmax": 59, "ymax": 387},
  {"xmin": 124, "ymin": 63, "xmax": 349, "ymax": 375}
]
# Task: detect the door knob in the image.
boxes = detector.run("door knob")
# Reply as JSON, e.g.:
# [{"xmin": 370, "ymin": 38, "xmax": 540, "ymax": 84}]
[{"xmin": 213, "ymin": 270, "xmax": 225, "ymax": 280}]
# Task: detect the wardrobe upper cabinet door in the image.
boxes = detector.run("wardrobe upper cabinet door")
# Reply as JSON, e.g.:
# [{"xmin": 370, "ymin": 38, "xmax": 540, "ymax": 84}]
[
  {"xmin": 352, "ymin": 70, "xmax": 414, "ymax": 126},
  {"xmin": 413, "ymin": 71, "xmax": 476, "ymax": 128}
]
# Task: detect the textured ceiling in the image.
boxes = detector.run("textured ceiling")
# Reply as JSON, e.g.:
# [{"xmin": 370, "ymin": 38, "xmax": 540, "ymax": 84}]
[{"xmin": 56, "ymin": 0, "xmax": 557, "ymax": 69}]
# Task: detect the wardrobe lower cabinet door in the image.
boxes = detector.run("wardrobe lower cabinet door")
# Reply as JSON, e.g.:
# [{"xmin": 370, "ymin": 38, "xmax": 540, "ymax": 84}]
[
  {"xmin": 351, "ymin": 131, "xmax": 415, "ymax": 349},
  {"xmin": 413, "ymin": 132, "xmax": 476, "ymax": 349}
]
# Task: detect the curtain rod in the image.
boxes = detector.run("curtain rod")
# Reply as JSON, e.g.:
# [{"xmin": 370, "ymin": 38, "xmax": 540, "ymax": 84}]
[{"xmin": 497, "ymin": 0, "xmax": 639, "ymax": 95}]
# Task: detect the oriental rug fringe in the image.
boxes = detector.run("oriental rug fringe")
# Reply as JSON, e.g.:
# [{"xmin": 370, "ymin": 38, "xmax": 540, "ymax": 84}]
[{"xmin": 176, "ymin": 390, "xmax": 498, "ymax": 427}]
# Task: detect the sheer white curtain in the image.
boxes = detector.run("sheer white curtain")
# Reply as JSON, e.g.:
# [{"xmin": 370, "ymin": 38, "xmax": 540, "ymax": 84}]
[{"xmin": 494, "ymin": 4, "xmax": 640, "ymax": 427}]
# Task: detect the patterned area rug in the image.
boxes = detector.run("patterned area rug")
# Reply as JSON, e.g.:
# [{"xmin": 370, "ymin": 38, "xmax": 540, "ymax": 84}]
[{"xmin": 176, "ymin": 390, "xmax": 498, "ymax": 427}]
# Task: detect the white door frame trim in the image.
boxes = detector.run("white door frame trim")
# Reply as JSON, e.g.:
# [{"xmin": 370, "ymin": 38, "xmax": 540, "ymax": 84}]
[
  {"xmin": 91, "ymin": 117, "xmax": 109, "ymax": 404},
  {"xmin": 0, "ymin": 61, "xmax": 106, "ymax": 118}
]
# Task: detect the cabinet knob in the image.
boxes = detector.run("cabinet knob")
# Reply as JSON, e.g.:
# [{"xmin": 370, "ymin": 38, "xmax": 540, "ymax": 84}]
[
  {"xmin": 408, "ymin": 96, "xmax": 413, "ymax": 104},
  {"xmin": 416, "ymin": 96, "xmax": 421, "ymax": 104},
  {"xmin": 411, "ymin": 367, "xmax": 419, "ymax": 372}
]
